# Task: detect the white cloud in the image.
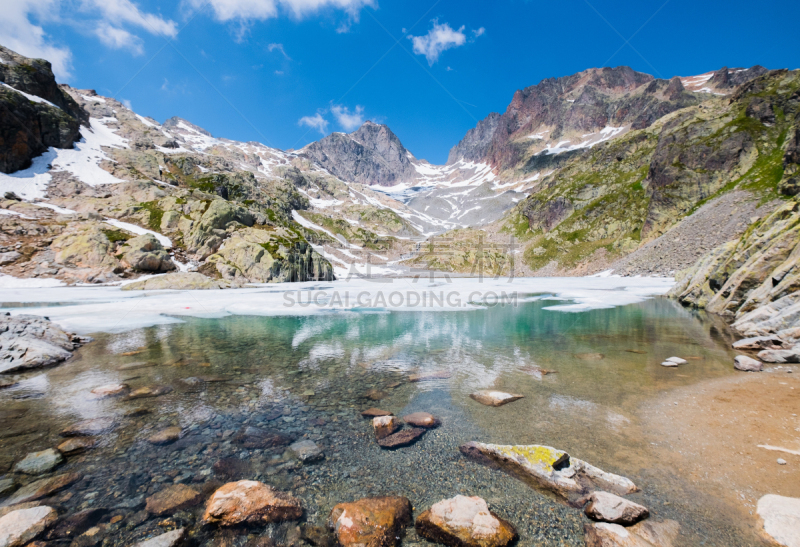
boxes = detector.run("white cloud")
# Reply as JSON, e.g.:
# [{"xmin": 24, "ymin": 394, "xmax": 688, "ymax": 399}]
[
  {"xmin": 121, "ymin": 98, "xmax": 133, "ymax": 109},
  {"xmin": 82, "ymin": 0, "xmax": 177, "ymax": 38},
  {"xmin": 0, "ymin": 0, "xmax": 177, "ymax": 80},
  {"xmin": 95, "ymin": 22, "xmax": 144, "ymax": 55},
  {"xmin": 408, "ymin": 20, "xmax": 484, "ymax": 66},
  {"xmin": 190, "ymin": 0, "xmax": 375, "ymax": 24},
  {"xmin": 0, "ymin": 0, "xmax": 72, "ymax": 79},
  {"xmin": 299, "ymin": 112, "xmax": 329, "ymax": 134},
  {"xmin": 331, "ymin": 104, "xmax": 364, "ymax": 131},
  {"xmin": 267, "ymin": 42, "xmax": 291, "ymax": 59}
]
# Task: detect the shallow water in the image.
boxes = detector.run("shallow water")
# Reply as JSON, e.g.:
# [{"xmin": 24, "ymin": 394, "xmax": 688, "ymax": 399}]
[{"xmin": 0, "ymin": 297, "xmax": 768, "ymax": 545}]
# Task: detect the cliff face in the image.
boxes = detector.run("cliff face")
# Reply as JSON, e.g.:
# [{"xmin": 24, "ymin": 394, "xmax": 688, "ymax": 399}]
[
  {"xmin": 299, "ymin": 121, "xmax": 418, "ymax": 187},
  {"xmin": 448, "ymin": 66, "xmax": 769, "ymax": 176},
  {"xmin": 0, "ymin": 45, "xmax": 87, "ymax": 174}
]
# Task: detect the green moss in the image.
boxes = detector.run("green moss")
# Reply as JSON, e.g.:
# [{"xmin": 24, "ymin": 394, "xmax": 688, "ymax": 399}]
[
  {"xmin": 139, "ymin": 201, "xmax": 164, "ymax": 231},
  {"xmin": 101, "ymin": 229, "xmax": 132, "ymax": 244}
]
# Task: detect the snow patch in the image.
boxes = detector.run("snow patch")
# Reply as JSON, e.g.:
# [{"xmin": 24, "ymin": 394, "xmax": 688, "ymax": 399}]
[
  {"xmin": 103, "ymin": 219, "xmax": 172, "ymax": 248},
  {"xmin": 1, "ymin": 82, "xmax": 59, "ymax": 108}
]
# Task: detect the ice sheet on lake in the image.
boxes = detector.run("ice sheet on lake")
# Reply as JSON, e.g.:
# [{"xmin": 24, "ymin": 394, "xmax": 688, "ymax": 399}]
[{"xmin": 0, "ymin": 276, "xmax": 674, "ymax": 335}]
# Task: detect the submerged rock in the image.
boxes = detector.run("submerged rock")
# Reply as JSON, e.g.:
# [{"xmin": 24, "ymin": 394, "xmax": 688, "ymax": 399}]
[
  {"xmin": 734, "ymin": 355, "xmax": 763, "ymax": 372},
  {"xmin": 575, "ymin": 353, "xmax": 605, "ymax": 361},
  {"xmin": 147, "ymin": 427, "xmax": 182, "ymax": 445},
  {"xmin": 373, "ymin": 416, "xmax": 400, "ymax": 440},
  {"xmin": 757, "ymin": 494, "xmax": 800, "ymax": 547},
  {"xmin": 126, "ymin": 385, "xmax": 174, "ymax": 399},
  {"xmin": 459, "ymin": 442, "xmax": 637, "ymax": 503},
  {"xmin": 378, "ymin": 428, "xmax": 426, "ymax": 449},
  {"xmin": 409, "ymin": 371, "xmax": 452, "ymax": 382},
  {"xmin": 46, "ymin": 508, "xmax": 107, "ymax": 539},
  {"xmin": 133, "ymin": 528, "xmax": 186, "ymax": 547},
  {"xmin": 0, "ymin": 506, "xmax": 57, "ymax": 547},
  {"xmin": 202, "ymin": 480, "xmax": 303, "ymax": 526},
  {"xmin": 145, "ymin": 485, "xmax": 203, "ymax": 516},
  {"xmin": 13, "ymin": 449, "xmax": 64, "ymax": 475},
  {"xmin": 403, "ymin": 412, "xmax": 440, "ymax": 428},
  {"xmin": 329, "ymin": 496, "xmax": 412, "ymax": 547},
  {"xmin": 584, "ymin": 492, "xmax": 649, "ymax": 525},
  {"xmin": 583, "ymin": 520, "xmax": 679, "ymax": 547},
  {"xmin": 289, "ymin": 440, "xmax": 324, "ymax": 463},
  {"xmin": 469, "ymin": 391, "xmax": 524, "ymax": 407},
  {"xmin": 122, "ymin": 272, "xmax": 229, "ymax": 291},
  {"xmin": 90, "ymin": 383, "xmax": 129, "ymax": 398},
  {"xmin": 61, "ymin": 418, "xmax": 115, "ymax": 437},
  {"xmin": 364, "ymin": 388, "xmax": 388, "ymax": 401},
  {"xmin": 4, "ymin": 473, "xmax": 81, "ymax": 505},
  {"xmin": 415, "ymin": 495, "xmax": 517, "ymax": 547},
  {"xmin": 232, "ymin": 426, "xmax": 293, "ymax": 449}
]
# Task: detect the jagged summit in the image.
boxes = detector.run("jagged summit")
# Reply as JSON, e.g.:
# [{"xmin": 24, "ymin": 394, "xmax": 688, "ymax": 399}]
[{"xmin": 299, "ymin": 121, "xmax": 418, "ymax": 186}]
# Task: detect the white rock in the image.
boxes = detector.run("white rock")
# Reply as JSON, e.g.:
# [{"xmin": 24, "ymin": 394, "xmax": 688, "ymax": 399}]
[
  {"xmin": 584, "ymin": 491, "xmax": 649, "ymax": 525},
  {"xmin": 665, "ymin": 357, "xmax": 687, "ymax": 365},
  {"xmin": 778, "ymin": 459, "xmax": 787, "ymax": 465},
  {"xmin": 734, "ymin": 355, "xmax": 762, "ymax": 372},
  {"xmin": 469, "ymin": 390, "xmax": 524, "ymax": 407},
  {"xmin": 757, "ymin": 495, "xmax": 800, "ymax": 547},
  {"xmin": 289, "ymin": 440, "xmax": 324, "ymax": 463},
  {"xmin": 0, "ymin": 506, "xmax": 58, "ymax": 547},
  {"xmin": 660, "ymin": 361, "xmax": 678, "ymax": 367}
]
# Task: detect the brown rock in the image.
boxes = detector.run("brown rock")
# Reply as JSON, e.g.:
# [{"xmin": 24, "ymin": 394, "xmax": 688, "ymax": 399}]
[
  {"xmin": 329, "ymin": 496, "xmax": 412, "ymax": 547},
  {"xmin": 147, "ymin": 427, "xmax": 182, "ymax": 445},
  {"xmin": 584, "ymin": 492, "xmax": 649, "ymax": 525},
  {"xmin": 61, "ymin": 418, "xmax": 115, "ymax": 437},
  {"xmin": 57, "ymin": 437, "xmax": 97, "ymax": 456},
  {"xmin": 202, "ymin": 480, "xmax": 303, "ymax": 526},
  {"xmin": 584, "ymin": 519, "xmax": 679, "ymax": 547},
  {"xmin": 127, "ymin": 385, "xmax": 174, "ymax": 399},
  {"xmin": 4, "ymin": 473, "xmax": 82, "ymax": 505},
  {"xmin": 469, "ymin": 391, "xmax": 524, "ymax": 407},
  {"xmin": 402, "ymin": 412, "xmax": 440, "ymax": 428},
  {"xmin": 361, "ymin": 408, "xmax": 393, "ymax": 418},
  {"xmin": 373, "ymin": 416, "xmax": 400, "ymax": 440},
  {"xmin": 378, "ymin": 428, "xmax": 426, "ymax": 449},
  {"xmin": 415, "ymin": 495, "xmax": 517, "ymax": 547},
  {"xmin": 145, "ymin": 485, "xmax": 203, "ymax": 516}
]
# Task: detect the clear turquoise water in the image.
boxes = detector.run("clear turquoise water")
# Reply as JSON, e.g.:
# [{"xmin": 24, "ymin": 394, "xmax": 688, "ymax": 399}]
[{"xmin": 0, "ymin": 297, "xmax": 764, "ymax": 546}]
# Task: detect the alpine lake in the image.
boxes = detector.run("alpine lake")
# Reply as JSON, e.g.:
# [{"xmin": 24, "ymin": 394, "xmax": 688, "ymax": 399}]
[{"xmin": 0, "ymin": 295, "xmax": 781, "ymax": 546}]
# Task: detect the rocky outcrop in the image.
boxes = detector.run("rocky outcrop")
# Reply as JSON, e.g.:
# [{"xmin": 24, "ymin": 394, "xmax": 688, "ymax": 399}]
[
  {"xmin": 118, "ymin": 234, "xmax": 175, "ymax": 272},
  {"xmin": 459, "ymin": 443, "xmax": 637, "ymax": 504},
  {"xmin": 300, "ymin": 121, "xmax": 418, "ymax": 186},
  {"xmin": 329, "ymin": 496, "xmax": 412, "ymax": 547},
  {"xmin": 0, "ymin": 45, "xmax": 86, "ymax": 173},
  {"xmin": 415, "ymin": 495, "xmax": 517, "ymax": 547},
  {"xmin": 0, "ymin": 314, "xmax": 89, "ymax": 374},
  {"xmin": 670, "ymin": 199, "xmax": 800, "ymax": 336}
]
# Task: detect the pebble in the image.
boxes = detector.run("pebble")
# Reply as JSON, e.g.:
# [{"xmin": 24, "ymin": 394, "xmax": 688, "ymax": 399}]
[
  {"xmin": 778, "ymin": 458, "xmax": 787, "ymax": 465},
  {"xmin": 147, "ymin": 427, "xmax": 182, "ymax": 445}
]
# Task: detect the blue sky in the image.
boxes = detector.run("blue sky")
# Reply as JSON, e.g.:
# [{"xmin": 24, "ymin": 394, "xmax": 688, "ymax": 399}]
[{"xmin": 3, "ymin": 0, "xmax": 799, "ymax": 164}]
